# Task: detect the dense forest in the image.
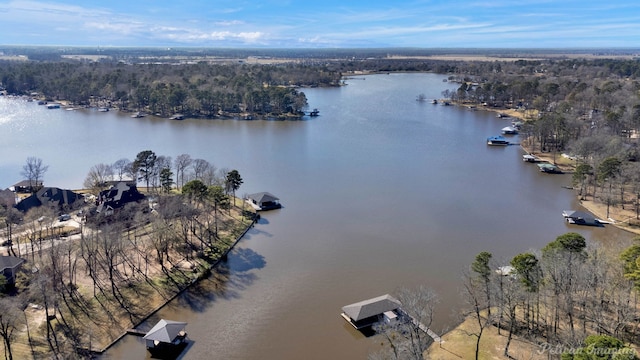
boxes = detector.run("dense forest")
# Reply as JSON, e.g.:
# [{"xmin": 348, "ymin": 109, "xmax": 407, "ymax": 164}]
[{"xmin": 0, "ymin": 60, "xmax": 343, "ymax": 118}]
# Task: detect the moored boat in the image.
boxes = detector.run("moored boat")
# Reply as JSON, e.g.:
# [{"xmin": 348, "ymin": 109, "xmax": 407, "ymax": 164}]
[
  {"xmin": 501, "ymin": 126, "xmax": 518, "ymax": 135},
  {"xmin": 537, "ymin": 163, "xmax": 562, "ymax": 174},
  {"xmin": 487, "ymin": 135, "xmax": 510, "ymax": 146}
]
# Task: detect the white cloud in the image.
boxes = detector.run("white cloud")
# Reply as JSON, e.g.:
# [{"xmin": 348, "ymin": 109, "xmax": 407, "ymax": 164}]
[
  {"xmin": 149, "ymin": 25, "xmax": 265, "ymax": 44},
  {"xmin": 214, "ymin": 20, "xmax": 245, "ymax": 26}
]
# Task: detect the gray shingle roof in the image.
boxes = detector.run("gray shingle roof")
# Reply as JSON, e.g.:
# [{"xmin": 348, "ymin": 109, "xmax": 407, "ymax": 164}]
[
  {"xmin": 247, "ymin": 192, "xmax": 279, "ymax": 203},
  {"xmin": 0, "ymin": 256, "xmax": 25, "ymax": 272},
  {"xmin": 143, "ymin": 319, "xmax": 187, "ymax": 343},
  {"xmin": 342, "ymin": 294, "xmax": 401, "ymax": 322}
]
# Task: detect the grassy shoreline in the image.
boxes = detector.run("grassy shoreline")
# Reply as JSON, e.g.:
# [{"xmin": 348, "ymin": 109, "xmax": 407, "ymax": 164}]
[
  {"xmin": 4, "ymin": 198, "xmax": 258, "ymax": 359},
  {"xmin": 89, "ymin": 214, "xmax": 258, "ymax": 355}
]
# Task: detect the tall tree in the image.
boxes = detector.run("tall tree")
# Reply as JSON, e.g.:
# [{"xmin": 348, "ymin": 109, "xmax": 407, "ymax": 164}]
[
  {"xmin": 510, "ymin": 253, "xmax": 542, "ymax": 333},
  {"xmin": 225, "ymin": 170, "xmax": 243, "ymax": 206},
  {"xmin": 191, "ymin": 158, "xmax": 211, "ymax": 182},
  {"xmin": 620, "ymin": 238, "xmax": 640, "ymax": 289},
  {"xmin": 542, "ymin": 232, "xmax": 587, "ymax": 340},
  {"xmin": 182, "ymin": 180, "xmax": 208, "ymax": 208},
  {"xmin": 174, "ymin": 154, "xmax": 193, "ymax": 189},
  {"xmin": 154, "ymin": 155, "xmax": 172, "ymax": 190},
  {"xmin": 1, "ymin": 208, "xmax": 22, "ymax": 257},
  {"xmin": 572, "ymin": 163, "xmax": 593, "ymax": 200},
  {"xmin": 159, "ymin": 167, "xmax": 174, "ymax": 194},
  {"xmin": 20, "ymin": 156, "xmax": 48, "ymax": 193},
  {"xmin": 0, "ymin": 298, "xmax": 25, "ymax": 360},
  {"xmin": 471, "ymin": 251, "xmax": 493, "ymax": 317},
  {"xmin": 462, "ymin": 270, "xmax": 493, "ymax": 360},
  {"xmin": 597, "ymin": 156, "xmax": 622, "ymax": 218},
  {"xmin": 208, "ymin": 185, "xmax": 229, "ymax": 236},
  {"xmin": 132, "ymin": 150, "xmax": 157, "ymax": 191},
  {"xmin": 112, "ymin": 158, "xmax": 131, "ymax": 180},
  {"xmin": 83, "ymin": 163, "xmax": 113, "ymax": 194}
]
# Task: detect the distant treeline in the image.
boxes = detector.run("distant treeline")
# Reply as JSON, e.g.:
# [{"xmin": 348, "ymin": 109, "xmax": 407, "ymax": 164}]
[{"xmin": 0, "ymin": 60, "xmax": 347, "ymax": 118}]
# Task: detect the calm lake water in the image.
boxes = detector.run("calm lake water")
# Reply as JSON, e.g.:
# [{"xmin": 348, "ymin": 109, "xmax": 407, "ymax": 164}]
[{"xmin": 0, "ymin": 73, "xmax": 633, "ymax": 359}]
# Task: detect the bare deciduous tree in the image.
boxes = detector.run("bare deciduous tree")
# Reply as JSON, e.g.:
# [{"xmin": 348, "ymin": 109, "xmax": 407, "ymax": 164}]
[
  {"xmin": 174, "ymin": 154, "xmax": 193, "ymax": 189},
  {"xmin": 375, "ymin": 286, "xmax": 439, "ymax": 360},
  {"xmin": 20, "ymin": 156, "xmax": 48, "ymax": 193},
  {"xmin": 0, "ymin": 297, "xmax": 25, "ymax": 360},
  {"xmin": 83, "ymin": 163, "xmax": 113, "ymax": 193}
]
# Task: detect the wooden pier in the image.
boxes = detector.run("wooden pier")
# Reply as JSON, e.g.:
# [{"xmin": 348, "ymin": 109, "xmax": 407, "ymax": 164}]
[
  {"xmin": 126, "ymin": 328, "xmax": 147, "ymax": 337},
  {"xmin": 398, "ymin": 309, "xmax": 443, "ymax": 343}
]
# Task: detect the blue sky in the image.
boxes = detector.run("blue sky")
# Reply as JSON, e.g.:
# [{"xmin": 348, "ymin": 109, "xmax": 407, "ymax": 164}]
[{"xmin": 1, "ymin": 0, "xmax": 640, "ymax": 48}]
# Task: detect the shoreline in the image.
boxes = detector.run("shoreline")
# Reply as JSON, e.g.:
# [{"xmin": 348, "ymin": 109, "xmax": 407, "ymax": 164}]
[
  {"xmin": 89, "ymin": 216, "xmax": 258, "ymax": 355},
  {"xmin": 452, "ymin": 100, "xmax": 640, "ymax": 234}
]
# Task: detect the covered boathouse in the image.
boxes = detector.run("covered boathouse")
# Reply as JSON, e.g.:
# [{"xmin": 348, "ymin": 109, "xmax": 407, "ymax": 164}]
[
  {"xmin": 143, "ymin": 319, "xmax": 188, "ymax": 357},
  {"xmin": 341, "ymin": 294, "xmax": 402, "ymax": 330},
  {"xmin": 245, "ymin": 192, "xmax": 281, "ymax": 211},
  {"xmin": 562, "ymin": 210, "xmax": 602, "ymax": 226}
]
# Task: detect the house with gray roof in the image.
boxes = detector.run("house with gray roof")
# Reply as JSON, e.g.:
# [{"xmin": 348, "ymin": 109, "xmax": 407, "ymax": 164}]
[
  {"xmin": 96, "ymin": 181, "xmax": 145, "ymax": 213},
  {"xmin": 245, "ymin": 192, "xmax": 281, "ymax": 211},
  {"xmin": 143, "ymin": 319, "xmax": 188, "ymax": 356},
  {"xmin": 12, "ymin": 180, "xmax": 43, "ymax": 193},
  {"xmin": 15, "ymin": 187, "xmax": 84, "ymax": 213},
  {"xmin": 341, "ymin": 294, "xmax": 402, "ymax": 329},
  {"xmin": 0, "ymin": 256, "xmax": 25, "ymax": 285}
]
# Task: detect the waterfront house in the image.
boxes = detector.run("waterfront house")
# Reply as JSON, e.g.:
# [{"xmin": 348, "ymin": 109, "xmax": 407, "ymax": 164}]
[
  {"xmin": 0, "ymin": 256, "xmax": 25, "ymax": 285},
  {"xmin": 16, "ymin": 187, "xmax": 84, "ymax": 213},
  {"xmin": 246, "ymin": 192, "xmax": 281, "ymax": 211},
  {"xmin": 12, "ymin": 180, "xmax": 43, "ymax": 193},
  {"xmin": 341, "ymin": 294, "xmax": 402, "ymax": 330},
  {"xmin": 96, "ymin": 181, "xmax": 145, "ymax": 214},
  {"xmin": 143, "ymin": 319, "xmax": 188, "ymax": 356}
]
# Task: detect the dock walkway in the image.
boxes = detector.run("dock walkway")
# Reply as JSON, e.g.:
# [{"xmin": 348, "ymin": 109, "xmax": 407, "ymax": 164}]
[
  {"xmin": 126, "ymin": 329, "xmax": 147, "ymax": 337},
  {"xmin": 398, "ymin": 309, "xmax": 443, "ymax": 343}
]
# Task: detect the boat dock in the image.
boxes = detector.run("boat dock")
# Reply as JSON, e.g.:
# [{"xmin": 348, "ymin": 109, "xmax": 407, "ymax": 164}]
[
  {"xmin": 341, "ymin": 294, "xmax": 443, "ymax": 343},
  {"xmin": 126, "ymin": 328, "xmax": 147, "ymax": 337},
  {"xmin": 398, "ymin": 308, "xmax": 443, "ymax": 343}
]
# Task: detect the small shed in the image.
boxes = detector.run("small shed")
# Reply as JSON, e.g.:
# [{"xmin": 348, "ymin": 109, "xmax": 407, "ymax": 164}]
[
  {"xmin": 143, "ymin": 319, "xmax": 188, "ymax": 351},
  {"xmin": 0, "ymin": 256, "xmax": 25, "ymax": 285},
  {"xmin": 246, "ymin": 192, "xmax": 281, "ymax": 211},
  {"xmin": 341, "ymin": 294, "xmax": 402, "ymax": 329}
]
